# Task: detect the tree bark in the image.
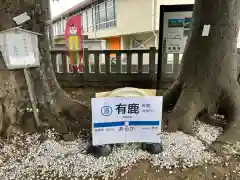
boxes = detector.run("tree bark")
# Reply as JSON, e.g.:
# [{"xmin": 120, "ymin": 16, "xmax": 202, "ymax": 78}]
[
  {"xmin": 0, "ymin": 0, "xmax": 91, "ymax": 136},
  {"xmin": 164, "ymin": 0, "xmax": 240, "ymax": 144}
]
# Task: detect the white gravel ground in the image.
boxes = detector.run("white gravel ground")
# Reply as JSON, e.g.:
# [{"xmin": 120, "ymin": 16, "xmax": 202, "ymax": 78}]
[{"xmin": 0, "ymin": 121, "xmax": 224, "ymax": 180}]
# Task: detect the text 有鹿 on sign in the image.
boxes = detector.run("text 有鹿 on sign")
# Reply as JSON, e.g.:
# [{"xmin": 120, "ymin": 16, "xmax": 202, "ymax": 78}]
[{"xmin": 91, "ymin": 96, "xmax": 163, "ymax": 146}]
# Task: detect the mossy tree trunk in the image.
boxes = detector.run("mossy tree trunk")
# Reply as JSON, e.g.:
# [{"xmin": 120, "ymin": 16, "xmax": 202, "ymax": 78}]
[
  {"xmin": 164, "ymin": 0, "xmax": 240, "ymax": 144},
  {"xmin": 0, "ymin": 0, "xmax": 91, "ymax": 136}
]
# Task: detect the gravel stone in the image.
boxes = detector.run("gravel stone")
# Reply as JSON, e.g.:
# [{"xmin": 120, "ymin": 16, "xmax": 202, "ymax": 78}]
[{"xmin": 0, "ymin": 122, "xmax": 225, "ymax": 179}]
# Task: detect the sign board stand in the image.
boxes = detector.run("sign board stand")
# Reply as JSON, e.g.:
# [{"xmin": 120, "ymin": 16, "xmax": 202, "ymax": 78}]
[
  {"xmin": 0, "ymin": 27, "xmax": 42, "ymax": 127},
  {"xmin": 91, "ymin": 96, "xmax": 163, "ymax": 146},
  {"xmin": 23, "ymin": 68, "xmax": 41, "ymax": 127},
  {"xmin": 156, "ymin": 4, "xmax": 194, "ymax": 92}
]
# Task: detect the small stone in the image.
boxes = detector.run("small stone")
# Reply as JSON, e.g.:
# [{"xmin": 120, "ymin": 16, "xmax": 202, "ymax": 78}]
[
  {"xmin": 225, "ymin": 155, "xmax": 231, "ymax": 161},
  {"xmin": 225, "ymin": 163, "xmax": 229, "ymax": 167},
  {"xmin": 140, "ymin": 143, "xmax": 163, "ymax": 154},
  {"xmin": 62, "ymin": 133, "xmax": 76, "ymax": 141},
  {"xmin": 87, "ymin": 144, "xmax": 113, "ymax": 157}
]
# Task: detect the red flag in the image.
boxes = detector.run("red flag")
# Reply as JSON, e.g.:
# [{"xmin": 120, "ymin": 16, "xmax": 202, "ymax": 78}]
[{"xmin": 64, "ymin": 14, "xmax": 83, "ymax": 70}]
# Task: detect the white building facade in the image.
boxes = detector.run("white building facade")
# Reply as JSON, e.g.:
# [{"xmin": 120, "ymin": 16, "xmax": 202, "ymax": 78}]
[{"xmin": 52, "ymin": 0, "xmax": 194, "ymax": 72}]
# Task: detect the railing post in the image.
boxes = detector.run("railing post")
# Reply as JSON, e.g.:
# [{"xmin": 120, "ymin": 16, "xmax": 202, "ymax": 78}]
[
  {"xmin": 173, "ymin": 53, "xmax": 180, "ymax": 76},
  {"xmin": 161, "ymin": 53, "xmax": 167, "ymax": 78},
  {"xmin": 50, "ymin": 52, "xmax": 57, "ymax": 72},
  {"xmin": 61, "ymin": 52, "xmax": 68, "ymax": 74},
  {"xmin": 94, "ymin": 53, "xmax": 100, "ymax": 74},
  {"xmin": 105, "ymin": 52, "xmax": 110, "ymax": 74},
  {"xmin": 83, "ymin": 48, "xmax": 89, "ymax": 87},
  {"xmin": 116, "ymin": 52, "xmax": 121, "ymax": 73},
  {"xmin": 149, "ymin": 47, "xmax": 156, "ymax": 76},
  {"xmin": 127, "ymin": 52, "xmax": 132, "ymax": 74},
  {"xmin": 138, "ymin": 52, "xmax": 143, "ymax": 73}
]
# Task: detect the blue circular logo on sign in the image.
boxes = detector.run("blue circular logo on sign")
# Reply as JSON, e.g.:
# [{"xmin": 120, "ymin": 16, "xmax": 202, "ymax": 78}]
[{"xmin": 101, "ymin": 106, "xmax": 113, "ymax": 116}]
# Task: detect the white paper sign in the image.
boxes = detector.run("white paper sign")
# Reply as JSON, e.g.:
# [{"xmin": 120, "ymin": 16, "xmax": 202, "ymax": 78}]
[
  {"xmin": 91, "ymin": 96, "xmax": 163, "ymax": 146},
  {"xmin": 166, "ymin": 28, "xmax": 184, "ymax": 53},
  {"xmin": 13, "ymin": 12, "xmax": 31, "ymax": 25},
  {"xmin": 202, "ymin": 25, "xmax": 210, "ymax": 36},
  {"xmin": 238, "ymin": 30, "xmax": 240, "ymax": 48},
  {"xmin": 6, "ymin": 33, "xmax": 36, "ymax": 67}
]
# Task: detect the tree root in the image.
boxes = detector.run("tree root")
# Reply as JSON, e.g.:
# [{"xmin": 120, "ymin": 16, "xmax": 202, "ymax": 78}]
[
  {"xmin": 198, "ymin": 113, "xmax": 226, "ymax": 127},
  {"xmin": 164, "ymin": 80, "xmax": 240, "ymax": 157},
  {"xmin": 163, "ymin": 80, "xmax": 183, "ymax": 112},
  {"xmin": 166, "ymin": 87, "xmax": 203, "ymax": 135}
]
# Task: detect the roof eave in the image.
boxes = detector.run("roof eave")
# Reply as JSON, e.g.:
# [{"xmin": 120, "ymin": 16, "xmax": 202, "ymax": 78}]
[{"xmin": 51, "ymin": 0, "xmax": 97, "ymax": 23}]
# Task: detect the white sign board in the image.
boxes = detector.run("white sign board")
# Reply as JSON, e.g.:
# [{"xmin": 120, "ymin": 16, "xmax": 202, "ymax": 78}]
[
  {"xmin": 166, "ymin": 19, "xmax": 184, "ymax": 53},
  {"xmin": 163, "ymin": 12, "xmax": 193, "ymax": 54},
  {"xmin": 166, "ymin": 29, "xmax": 184, "ymax": 53},
  {"xmin": 6, "ymin": 33, "xmax": 36, "ymax": 67},
  {"xmin": 91, "ymin": 96, "xmax": 163, "ymax": 146},
  {"xmin": 13, "ymin": 12, "xmax": 31, "ymax": 25}
]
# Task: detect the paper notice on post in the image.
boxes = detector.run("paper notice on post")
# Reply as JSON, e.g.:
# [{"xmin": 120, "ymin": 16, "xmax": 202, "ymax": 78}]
[
  {"xmin": 91, "ymin": 96, "xmax": 163, "ymax": 146},
  {"xmin": 202, "ymin": 25, "xmax": 211, "ymax": 36},
  {"xmin": 13, "ymin": 12, "xmax": 31, "ymax": 25},
  {"xmin": 6, "ymin": 33, "xmax": 36, "ymax": 68}
]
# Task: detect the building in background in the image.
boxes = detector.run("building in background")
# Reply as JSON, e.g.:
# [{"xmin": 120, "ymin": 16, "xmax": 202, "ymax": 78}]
[
  {"xmin": 52, "ymin": 0, "xmax": 194, "ymax": 49},
  {"xmin": 51, "ymin": 0, "xmax": 194, "ymax": 71}
]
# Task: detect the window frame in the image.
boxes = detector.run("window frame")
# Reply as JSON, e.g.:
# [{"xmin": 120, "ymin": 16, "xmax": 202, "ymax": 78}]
[{"xmin": 83, "ymin": 0, "xmax": 116, "ymax": 32}]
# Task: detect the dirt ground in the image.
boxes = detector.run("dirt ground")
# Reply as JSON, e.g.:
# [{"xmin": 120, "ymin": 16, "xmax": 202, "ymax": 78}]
[{"xmin": 65, "ymin": 87, "xmax": 240, "ymax": 180}]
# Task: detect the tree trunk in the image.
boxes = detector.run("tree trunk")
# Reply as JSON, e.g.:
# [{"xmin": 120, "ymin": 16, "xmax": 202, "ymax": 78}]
[
  {"xmin": 164, "ymin": 0, "xmax": 240, "ymax": 144},
  {"xmin": 0, "ymin": 0, "xmax": 91, "ymax": 136}
]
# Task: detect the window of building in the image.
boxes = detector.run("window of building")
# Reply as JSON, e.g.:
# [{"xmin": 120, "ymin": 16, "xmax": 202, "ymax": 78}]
[
  {"xmin": 82, "ymin": 0, "xmax": 116, "ymax": 32},
  {"xmin": 52, "ymin": 18, "xmax": 66, "ymax": 36},
  {"xmin": 106, "ymin": 0, "xmax": 114, "ymax": 7},
  {"xmin": 87, "ymin": 8, "xmax": 93, "ymax": 26},
  {"xmin": 63, "ymin": 19, "xmax": 67, "ymax": 32},
  {"xmin": 106, "ymin": 5, "xmax": 115, "ymax": 21},
  {"xmin": 82, "ymin": 11, "xmax": 87, "ymax": 32},
  {"xmin": 99, "ymin": 10, "xmax": 106, "ymax": 23},
  {"xmin": 53, "ymin": 0, "xmax": 116, "ymax": 36},
  {"xmin": 59, "ymin": 20, "xmax": 64, "ymax": 34},
  {"xmin": 99, "ymin": 2, "xmax": 105, "ymax": 11}
]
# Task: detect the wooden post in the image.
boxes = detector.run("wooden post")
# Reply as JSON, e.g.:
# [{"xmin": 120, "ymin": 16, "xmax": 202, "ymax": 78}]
[
  {"xmin": 116, "ymin": 52, "xmax": 121, "ymax": 73},
  {"xmin": 173, "ymin": 54, "xmax": 179, "ymax": 76},
  {"xmin": 83, "ymin": 48, "xmax": 89, "ymax": 87},
  {"xmin": 94, "ymin": 53, "xmax": 100, "ymax": 74},
  {"xmin": 149, "ymin": 47, "xmax": 156, "ymax": 76},
  {"xmin": 105, "ymin": 52, "xmax": 110, "ymax": 74},
  {"xmin": 127, "ymin": 52, "xmax": 132, "ymax": 74},
  {"xmin": 50, "ymin": 52, "xmax": 57, "ymax": 72},
  {"xmin": 161, "ymin": 53, "xmax": 168, "ymax": 78},
  {"xmin": 138, "ymin": 52, "xmax": 143, "ymax": 73},
  {"xmin": 23, "ymin": 68, "xmax": 41, "ymax": 127},
  {"xmin": 61, "ymin": 52, "xmax": 68, "ymax": 74}
]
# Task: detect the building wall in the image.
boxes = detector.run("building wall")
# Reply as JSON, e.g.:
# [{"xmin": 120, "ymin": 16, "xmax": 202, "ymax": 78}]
[
  {"xmin": 87, "ymin": 0, "xmax": 195, "ymax": 39},
  {"xmin": 52, "ymin": 0, "xmax": 194, "ymax": 47},
  {"xmin": 87, "ymin": 0, "xmax": 153, "ymax": 39}
]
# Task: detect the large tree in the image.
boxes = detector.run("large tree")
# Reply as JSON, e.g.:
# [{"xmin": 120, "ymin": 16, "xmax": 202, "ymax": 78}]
[
  {"xmin": 164, "ymin": 0, "xmax": 240, "ymax": 147},
  {"xmin": 0, "ymin": 0, "xmax": 91, "ymax": 136}
]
